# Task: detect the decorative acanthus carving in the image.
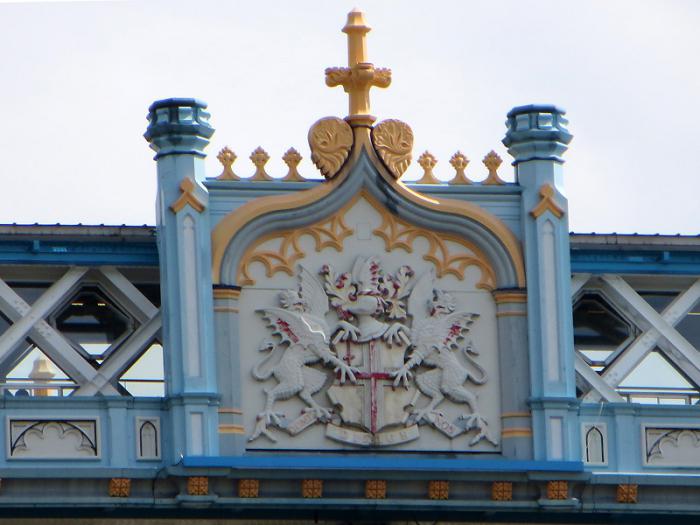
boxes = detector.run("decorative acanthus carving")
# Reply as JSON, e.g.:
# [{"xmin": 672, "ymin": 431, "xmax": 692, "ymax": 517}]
[
  {"xmin": 216, "ymin": 146, "xmax": 239, "ymax": 180},
  {"xmin": 416, "ymin": 151, "xmax": 440, "ymax": 184},
  {"xmin": 449, "ymin": 151, "xmax": 472, "ymax": 185},
  {"xmin": 249, "ymin": 257, "xmax": 497, "ymax": 448},
  {"xmin": 308, "ymin": 117, "xmax": 354, "ymax": 179},
  {"xmin": 373, "ymin": 211, "xmax": 496, "ymax": 290},
  {"xmin": 281, "ymin": 148, "xmax": 306, "ymax": 182},
  {"xmin": 250, "ymin": 147, "xmax": 273, "ymax": 181},
  {"xmin": 482, "ymin": 150, "xmax": 505, "ymax": 185},
  {"xmin": 239, "ymin": 214, "xmax": 354, "ymax": 286},
  {"xmin": 371, "ymin": 119, "xmax": 414, "ymax": 179}
]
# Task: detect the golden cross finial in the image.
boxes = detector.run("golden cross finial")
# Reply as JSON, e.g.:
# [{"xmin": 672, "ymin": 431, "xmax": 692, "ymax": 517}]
[{"xmin": 325, "ymin": 9, "xmax": 391, "ymax": 126}]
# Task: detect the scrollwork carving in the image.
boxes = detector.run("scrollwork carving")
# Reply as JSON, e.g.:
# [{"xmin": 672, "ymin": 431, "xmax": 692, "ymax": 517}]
[
  {"xmin": 371, "ymin": 119, "xmax": 414, "ymax": 179},
  {"xmin": 308, "ymin": 117, "xmax": 353, "ymax": 179}
]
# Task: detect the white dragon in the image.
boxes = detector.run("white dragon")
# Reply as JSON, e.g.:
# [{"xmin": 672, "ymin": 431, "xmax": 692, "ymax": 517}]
[
  {"xmin": 391, "ymin": 269, "xmax": 497, "ymax": 446},
  {"xmin": 249, "ymin": 266, "xmax": 359, "ymax": 442}
]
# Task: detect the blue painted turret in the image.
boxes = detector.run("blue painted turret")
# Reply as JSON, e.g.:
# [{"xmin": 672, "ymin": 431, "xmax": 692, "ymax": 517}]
[
  {"xmin": 503, "ymin": 105, "xmax": 577, "ymax": 462},
  {"xmin": 145, "ymin": 98, "xmax": 219, "ymax": 460}
]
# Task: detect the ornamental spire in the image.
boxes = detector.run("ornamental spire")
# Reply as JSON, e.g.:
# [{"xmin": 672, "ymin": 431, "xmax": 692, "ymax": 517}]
[{"xmin": 325, "ymin": 9, "xmax": 391, "ymax": 126}]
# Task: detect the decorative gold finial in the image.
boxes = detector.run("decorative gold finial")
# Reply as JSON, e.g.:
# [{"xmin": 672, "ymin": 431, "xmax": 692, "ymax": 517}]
[
  {"xmin": 216, "ymin": 146, "xmax": 239, "ymax": 180},
  {"xmin": 371, "ymin": 119, "xmax": 413, "ymax": 179},
  {"xmin": 249, "ymin": 147, "xmax": 273, "ymax": 181},
  {"xmin": 281, "ymin": 148, "xmax": 305, "ymax": 182},
  {"xmin": 325, "ymin": 10, "xmax": 391, "ymax": 126},
  {"xmin": 483, "ymin": 150, "xmax": 505, "ymax": 185},
  {"xmin": 416, "ymin": 151, "xmax": 440, "ymax": 184},
  {"xmin": 448, "ymin": 151, "xmax": 472, "ymax": 185}
]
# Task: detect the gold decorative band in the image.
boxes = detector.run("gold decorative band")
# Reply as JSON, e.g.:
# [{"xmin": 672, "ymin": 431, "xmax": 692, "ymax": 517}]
[
  {"xmin": 501, "ymin": 427, "xmax": 533, "ymax": 438},
  {"xmin": 218, "ymin": 408, "xmax": 243, "ymax": 415},
  {"xmin": 496, "ymin": 310, "xmax": 527, "ymax": 317},
  {"xmin": 501, "ymin": 411, "xmax": 531, "ymax": 419},
  {"xmin": 218, "ymin": 424, "xmax": 245, "ymax": 434},
  {"xmin": 493, "ymin": 291, "xmax": 527, "ymax": 304},
  {"xmin": 213, "ymin": 288, "xmax": 241, "ymax": 300},
  {"xmin": 214, "ymin": 306, "xmax": 239, "ymax": 313}
]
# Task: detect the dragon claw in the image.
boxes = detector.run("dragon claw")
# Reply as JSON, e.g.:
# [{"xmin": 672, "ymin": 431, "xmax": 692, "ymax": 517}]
[
  {"xmin": 459, "ymin": 413, "xmax": 498, "ymax": 446},
  {"xmin": 302, "ymin": 406, "xmax": 332, "ymax": 421},
  {"xmin": 249, "ymin": 417, "xmax": 278, "ymax": 443},
  {"xmin": 383, "ymin": 322, "xmax": 410, "ymax": 346},
  {"xmin": 257, "ymin": 410, "xmax": 285, "ymax": 427}
]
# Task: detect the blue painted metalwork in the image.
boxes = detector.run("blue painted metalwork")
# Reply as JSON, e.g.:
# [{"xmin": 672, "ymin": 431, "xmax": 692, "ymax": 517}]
[
  {"xmin": 183, "ymin": 454, "xmax": 584, "ymax": 472},
  {"xmin": 571, "ymin": 248, "xmax": 700, "ymax": 274},
  {"xmin": 0, "ymin": 239, "xmax": 158, "ymax": 266}
]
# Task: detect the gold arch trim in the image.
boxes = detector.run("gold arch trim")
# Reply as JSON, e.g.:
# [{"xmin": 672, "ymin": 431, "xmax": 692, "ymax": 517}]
[
  {"xmin": 213, "ymin": 288, "xmax": 241, "ymax": 300},
  {"xmin": 218, "ymin": 424, "xmax": 245, "ymax": 435},
  {"xmin": 211, "ymin": 128, "xmax": 526, "ymax": 288},
  {"xmin": 493, "ymin": 291, "xmax": 527, "ymax": 304},
  {"xmin": 501, "ymin": 428, "xmax": 533, "ymax": 438},
  {"xmin": 496, "ymin": 310, "xmax": 527, "ymax": 318},
  {"xmin": 238, "ymin": 213, "xmax": 354, "ymax": 286},
  {"xmin": 501, "ymin": 412, "xmax": 531, "ymax": 419},
  {"xmin": 372, "ymin": 206, "xmax": 496, "ymax": 290}
]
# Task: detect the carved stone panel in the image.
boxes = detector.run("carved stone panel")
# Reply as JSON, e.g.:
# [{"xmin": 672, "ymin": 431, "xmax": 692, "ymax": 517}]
[
  {"xmin": 8, "ymin": 419, "xmax": 99, "ymax": 459},
  {"xmin": 645, "ymin": 426, "xmax": 700, "ymax": 466},
  {"xmin": 237, "ymin": 196, "xmax": 501, "ymax": 452}
]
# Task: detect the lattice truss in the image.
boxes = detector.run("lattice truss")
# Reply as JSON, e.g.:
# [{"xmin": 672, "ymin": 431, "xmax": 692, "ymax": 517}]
[
  {"xmin": 0, "ymin": 265, "xmax": 163, "ymax": 397},
  {"xmin": 573, "ymin": 274, "xmax": 700, "ymax": 404}
]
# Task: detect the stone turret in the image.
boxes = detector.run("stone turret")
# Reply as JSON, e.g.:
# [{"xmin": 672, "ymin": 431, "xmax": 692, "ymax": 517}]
[
  {"xmin": 145, "ymin": 98, "xmax": 219, "ymax": 460},
  {"xmin": 504, "ymin": 104, "xmax": 577, "ymax": 461}
]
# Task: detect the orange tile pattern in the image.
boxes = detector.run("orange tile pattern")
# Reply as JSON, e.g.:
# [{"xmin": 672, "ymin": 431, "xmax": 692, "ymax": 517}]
[
  {"xmin": 187, "ymin": 476, "xmax": 209, "ymax": 496},
  {"xmin": 428, "ymin": 480, "xmax": 449, "ymax": 500},
  {"xmin": 238, "ymin": 479, "xmax": 260, "ymax": 498},
  {"xmin": 109, "ymin": 478, "xmax": 131, "ymax": 498},
  {"xmin": 491, "ymin": 481, "xmax": 513, "ymax": 501},
  {"xmin": 547, "ymin": 480, "xmax": 568, "ymax": 500},
  {"xmin": 617, "ymin": 484, "xmax": 638, "ymax": 503},
  {"xmin": 301, "ymin": 479, "xmax": 323, "ymax": 498},
  {"xmin": 365, "ymin": 480, "xmax": 387, "ymax": 499}
]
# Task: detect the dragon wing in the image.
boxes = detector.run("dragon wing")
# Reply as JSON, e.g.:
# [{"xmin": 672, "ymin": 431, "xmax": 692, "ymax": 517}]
[
  {"xmin": 407, "ymin": 269, "xmax": 435, "ymax": 324},
  {"xmin": 351, "ymin": 255, "xmax": 381, "ymax": 293},
  {"xmin": 298, "ymin": 265, "xmax": 329, "ymax": 317},
  {"xmin": 440, "ymin": 311, "xmax": 479, "ymax": 349},
  {"xmin": 411, "ymin": 310, "xmax": 478, "ymax": 351},
  {"xmin": 258, "ymin": 307, "xmax": 329, "ymax": 346}
]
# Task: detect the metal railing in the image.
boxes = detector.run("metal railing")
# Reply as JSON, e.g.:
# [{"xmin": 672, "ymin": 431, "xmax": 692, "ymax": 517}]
[{"xmin": 617, "ymin": 386, "xmax": 700, "ymax": 405}]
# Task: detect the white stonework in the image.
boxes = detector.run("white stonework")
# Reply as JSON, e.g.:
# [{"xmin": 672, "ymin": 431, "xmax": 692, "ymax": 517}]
[
  {"xmin": 8, "ymin": 418, "xmax": 99, "ymax": 459},
  {"xmin": 237, "ymin": 197, "xmax": 501, "ymax": 452},
  {"xmin": 645, "ymin": 425, "xmax": 700, "ymax": 466}
]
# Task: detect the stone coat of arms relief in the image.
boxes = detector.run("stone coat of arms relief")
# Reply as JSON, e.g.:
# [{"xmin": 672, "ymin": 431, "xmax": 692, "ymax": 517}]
[{"xmin": 248, "ymin": 256, "xmax": 498, "ymax": 448}]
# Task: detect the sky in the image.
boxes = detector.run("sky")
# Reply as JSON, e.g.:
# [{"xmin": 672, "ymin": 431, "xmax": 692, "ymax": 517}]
[{"xmin": 1, "ymin": 0, "xmax": 699, "ymax": 234}]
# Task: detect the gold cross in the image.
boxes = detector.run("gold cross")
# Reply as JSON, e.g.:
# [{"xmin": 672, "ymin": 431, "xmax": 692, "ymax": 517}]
[{"xmin": 325, "ymin": 9, "xmax": 391, "ymax": 126}]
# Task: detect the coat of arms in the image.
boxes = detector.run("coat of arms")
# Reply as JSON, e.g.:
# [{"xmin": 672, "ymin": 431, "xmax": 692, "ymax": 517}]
[{"xmin": 248, "ymin": 256, "xmax": 497, "ymax": 448}]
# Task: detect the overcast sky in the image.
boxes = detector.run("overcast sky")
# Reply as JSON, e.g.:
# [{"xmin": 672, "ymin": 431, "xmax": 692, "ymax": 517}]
[{"xmin": 1, "ymin": 0, "xmax": 699, "ymax": 234}]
